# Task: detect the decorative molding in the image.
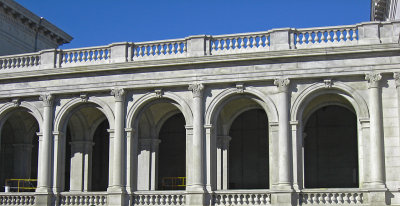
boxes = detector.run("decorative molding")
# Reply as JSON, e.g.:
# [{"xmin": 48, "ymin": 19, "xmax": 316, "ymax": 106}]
[
  {"xmin": 11, "ymin": 98, "xmax": 20, "ymax": 107},
  {"xmin": 324, "ymin": 79, "xmax": 333, "ymax": 88},
  {"xmin": 154, "ymin": 89, "xmax": 163, "ymax": 98},
  {"xmin": 235, "ymin": 83, "xmax": 244, "ymax": 94},
  {"xmin": 274, "ymin": 77, "xmax": 290, "ymax": 92},
  {"xmin": 39, "ymin": 93, "xmax": 53, "ymax": 107},
  {"xmin": 80, "ymin": 94, "xmax": 88, "ymax": 102},
  {"xmin": 365, "ymin": 72, "xmax": 382, "ymax": 88},
  {"xmin": 111, "ymin": 88, "xmax": 125, "ymax": 101},
  {"xmin": 188, "ymin": 83, "xmax": 204, "ymax": 98},
  {"xmin": 394, "ymin": 72, "xmax": 400, "ymax": 88}
]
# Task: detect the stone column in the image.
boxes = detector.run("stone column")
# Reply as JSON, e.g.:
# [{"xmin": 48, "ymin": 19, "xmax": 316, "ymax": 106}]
[
  {"xmin": 274, "ymin": 78, "xmax": 292, "ymax": 190},
  {"xmin": 36, "ymin": 94, "xmax": 53, "ymax": 193},
  {"xmin": 365, "ymin": 73, "xmax": 386, "ymax": 189},
  {"xmin": 52, "ymin": 131, "xmax": 65, "ymax": 193},
  {"xmin": 187, "ymin": 83, "xmax": 205, "ymax": 206},
  {"xmin": 394, "ymin": 72, "xmax": 400, "ymax": 151},
  {"xmin": 109, "ymin": 88, "xmax": 126, "ymax": 192},
  {"xmin": 69, "ymin": 141, "xmax": 93, "ymax": 192},
  {"xmin": 217, "ymin": 136, "xmax": 231, "ymax": 190}
]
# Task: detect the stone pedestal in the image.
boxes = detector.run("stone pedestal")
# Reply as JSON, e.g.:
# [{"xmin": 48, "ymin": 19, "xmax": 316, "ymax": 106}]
[{"xmin": 271, "ymin": 192, "xmax": 297, "ymax": 206}]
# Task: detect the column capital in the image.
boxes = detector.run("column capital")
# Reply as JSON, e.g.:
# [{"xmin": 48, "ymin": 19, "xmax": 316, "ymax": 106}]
[
  {"xmin": 188, "ymin": 83, "xmax": 204, "ymax": 98},
  {"xmin": 139, "ymin": 138, "xmax": 161, "ymax": 151},
  {"xmin": 39, "ymin": 93, "xmax": 54, "ymax": 107},
  {"xmin": 111, "ymin": 88, "xmax": 125, "ymax": 102},
  {"xmin": 394, "ymin": 72, "xmax": 400, "ymax": 88},
  {"xmin": 217, "ymin": 136, "xmax": 232, "ymax": 149},
  {"xmin": 274, "ymin": 77, "xmax": 290, "ymax": 92},
  {"xmin": 365, "ymin": 72, "xmax": 382, "ymax": 88}
]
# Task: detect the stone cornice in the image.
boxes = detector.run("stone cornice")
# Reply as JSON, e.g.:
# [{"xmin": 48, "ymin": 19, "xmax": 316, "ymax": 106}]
[{"xmin": 0, "ymin": 0, "xmax": 72, "ymax": 44}]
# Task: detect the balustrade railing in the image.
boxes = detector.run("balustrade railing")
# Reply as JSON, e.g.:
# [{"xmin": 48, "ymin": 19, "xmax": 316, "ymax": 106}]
[
  {"xmin": 0, "ymin": 21, "xmax": 397, "ymax": 72},
  {"xmin": 131, "ymin": 38, "xmax": 187, "ymax": 61},
  {"xmin": 60, "ymin": 46, "xmax": 110, "ymax": 67},
  {"xmin": 299, "ymin": 189, "xmax": 365, "ymax": 205},
  {"xmin": 212, "ymin": 190, "xmax": 271, "ymax": 206},
  {"xmin": 0, "ymin": 53, "xmax": 40, "ymax": 70},
  {"xmin": 0, "ymin": 193, "xmax": 35, "ymax": 205},
  {"xmin": 132, "ymin": 191, "xmax": 185, "ymax": 206},
  {"xmin": 58, "ymin": 192, "xmax": 107, "ymax": 206},
  {"xmin": 292, "ymin": 25, "xmax": 358, "ymax": 48},
  {"xmin": 211, "ymin": 32, "xmax": 270, "ymax": 55}
]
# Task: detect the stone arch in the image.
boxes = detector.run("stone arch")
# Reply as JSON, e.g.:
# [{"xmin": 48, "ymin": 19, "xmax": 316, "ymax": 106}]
[
  {"xmin": 291, "ymin": 82, "xmax": 369, "ymax": 122},
  {"xmin": 155, "ymin": 110, "xmax": 182, "ymax": 137},
  {"xmin": 127, "ymin": 92, "xmax": 193, "ymax": 128},
  {"xmin": 54, "ymin": 96, "xmax": 115, "ymax": 133},
  {"xmin": 0, "ymin": 102, "xmax": 43, "ymax": 131},
  {"xmin": 205, "ymin": 87, "xmax": 279, "ymax": 126}
]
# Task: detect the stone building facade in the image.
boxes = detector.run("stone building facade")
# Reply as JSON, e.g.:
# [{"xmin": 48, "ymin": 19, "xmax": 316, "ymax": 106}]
[{"xmin": 1, "ymin": 1, "xmax": 400, "ymax": 206}]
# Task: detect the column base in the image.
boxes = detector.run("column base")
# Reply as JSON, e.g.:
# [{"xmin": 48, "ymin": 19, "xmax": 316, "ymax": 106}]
[{"xmin": 107, "ymin": 186, "xmax": 127, "ymax": 193}]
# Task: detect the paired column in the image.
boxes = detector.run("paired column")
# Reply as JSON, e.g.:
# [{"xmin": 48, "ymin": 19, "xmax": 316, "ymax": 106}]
[
  {"xmin": 37, "ymin": 94, "xmax": 53, "ymax": 192},
  {"xmin": 274, "ymin": 78, "xmax": 292, "ymax": 190},
  {"xmin": 216, "ymin": 136, "xmax": 231, "ymax": 190},
  {"xmin": 110, "ymin": 88, "xmax": 126, "ymax": 192},
  {"xmin": 137, "ymin": 138, "xmax": 161, "ymax": 190},
  {"xmin": 69, "ymin": 141, "xmax": 94, "ymax": 191},
  {"xmin": 365, "ymin": 72, "xmax": 386, "ymax": 188}
]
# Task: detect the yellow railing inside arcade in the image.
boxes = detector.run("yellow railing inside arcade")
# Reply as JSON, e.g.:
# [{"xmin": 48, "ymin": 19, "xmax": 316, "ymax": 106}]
[
  {"xmin": 5, "ymin": 179, "xmax": 37, "ymax": 192},
  {"xmin": 161, "ymin": 177, "xmax": 186, "ymax": 190}
]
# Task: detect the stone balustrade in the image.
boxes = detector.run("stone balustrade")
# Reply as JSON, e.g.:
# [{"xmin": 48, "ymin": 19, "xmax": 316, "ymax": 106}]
[
  {"xmin": 0, "ymin": 193, "xmax": 35, "ymax": 205},
  {"xmin": 212, "ymin": 190, "xmax": 271, "ymax": 206},
  {"xmin": 60, "ymin": 46, "xmax": 111, "ymax": 67},
  {"xmin": 0, "ymin": 21, "xmax": 398, "ymax": 72},
  {"xmin": 292, "ymin": 25, "xmax": 358, "ymax": 48},
  {"xmin": 0, "ymin": 53, "xmax": 40, "ymax": 70},
  {"xmin": 210, "ymin": 31, "xmax": 270, "ymax": 54},
  {"xmin": 299, "ymin": 189, "xmax": 365, "ymax": 205},
  {"xmin": 131, "ymin": 38, "xmax": 187, "ymax": 61},
  {"xmin": 131, "ymin": 191, "xmax": 185, "ymax": 206},
  {"xmin": 58, "ymin": 192, "xmax": 107, "ymax": 206}
]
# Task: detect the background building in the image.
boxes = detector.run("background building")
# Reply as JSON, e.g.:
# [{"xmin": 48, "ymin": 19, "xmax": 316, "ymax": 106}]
[{"xmin": 0, "ymin": 0, "xmax": 400, "ymax": 206}]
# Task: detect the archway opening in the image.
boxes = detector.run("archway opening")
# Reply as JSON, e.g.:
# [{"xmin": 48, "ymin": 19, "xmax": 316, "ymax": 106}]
[
  {"xmin": 304, "ymin": 105, "xmax": 358, "ymax": 188},
  {"xmin": 0, "ymin": 109, "xmax": 39, "ymax": 192},
  {"xmin": 158, "ymin": 113, "xmax": 186, "ymax": 190},
  {"xmin": 135, "ymin": 101, "xmax": 187, "ymax": 191},
  {"xmin": 229, "ymin": 109, "xmax": 269, "ymax": 189},
  {"xmin": 63, "ymin": 105, "xmax": 110, "ymax": 192}
]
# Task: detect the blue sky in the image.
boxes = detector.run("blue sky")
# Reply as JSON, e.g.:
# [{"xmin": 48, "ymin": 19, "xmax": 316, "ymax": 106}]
[{"xmin": 15, "ymin": 1, "xmax": 370, "ymax": 49}]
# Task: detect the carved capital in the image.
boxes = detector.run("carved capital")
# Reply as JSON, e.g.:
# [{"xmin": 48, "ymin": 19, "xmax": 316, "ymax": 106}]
[
  {"xmin": 274, "ymin": 78, "xmax": 290, "ymax": 92},
  {"xmin": 188, "ymin": 83, "xmax": 204, "ymax": 98},
  {"xmin": 236, "ymin": 83, "xmax": 244, "ymax": 94},
  {"xmin": 155, "ymin": 89, "xmax": 163, "ymax": 98},
  {"xmin": 365, "ymin": 72, "xmax": 382, "ymax": 88},
  {"xmin": 139, "ymin": 139, "xmax": 161, "ymax": 151},
  {"xmin": 111, "ymin": 88, "xmax": 125, "ymax": 102},
  {"xmin": 11, "ymin": 98, "xmax": 20, "ymax": 107},
  {"xmin": 394, "ymin": 72, "xmax": 400, "ymax": 88},
  {"xmin": 217, "ymin": 136, "xmax": 232, "ymax": 150},
  {"xmin": 39, "ymin": 93, "xmax": 53, "ymax": 107},
  {"xmin": 324, "ymin": 79, "xmax": 333, "ymax": 88},
  {"xmin": 80, "ymin": 94, "xmax": 88, "ymax": 102}
]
